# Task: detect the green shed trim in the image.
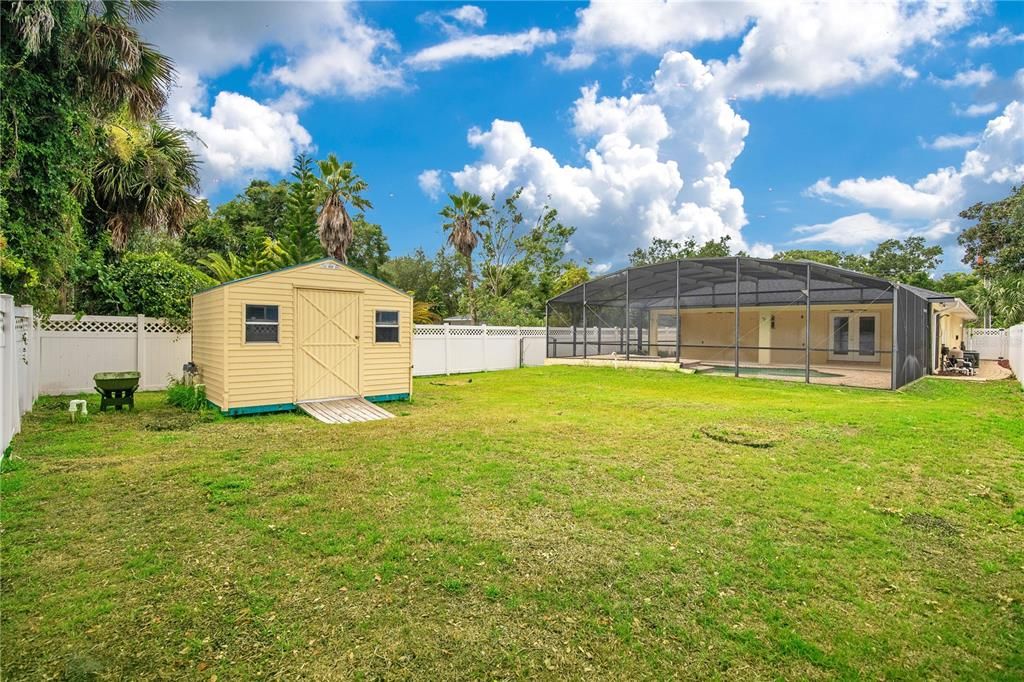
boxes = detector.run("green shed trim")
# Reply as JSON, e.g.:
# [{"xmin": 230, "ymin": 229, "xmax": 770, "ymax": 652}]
[
  {"xmin": 365, "ymin": 393, "xmax": 410, "ymax": 403},
  {"xmin": 192, "ymin": 257, "xmax": 411, "ymax": 299},
  {"xmin": 207, "ymin": 400, "xmax": 296, "ymax": 417}
]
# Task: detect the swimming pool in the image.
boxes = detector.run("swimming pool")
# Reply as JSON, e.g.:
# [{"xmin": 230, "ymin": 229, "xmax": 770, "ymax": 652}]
[{"xmin": 705, "ymin": 365, "xmax": 841, "ymax": 378}]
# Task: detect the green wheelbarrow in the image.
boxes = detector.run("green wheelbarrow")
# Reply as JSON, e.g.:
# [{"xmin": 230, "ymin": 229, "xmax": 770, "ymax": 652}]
[{"xmin": 94, "ymin": 371, "xmax": 141, "ymax": 411}]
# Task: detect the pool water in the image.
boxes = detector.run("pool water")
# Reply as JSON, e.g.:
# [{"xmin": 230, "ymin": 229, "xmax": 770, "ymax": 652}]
[{"xmin": 706, "ymin": 365, "xmax": 841, "ymax": 378}]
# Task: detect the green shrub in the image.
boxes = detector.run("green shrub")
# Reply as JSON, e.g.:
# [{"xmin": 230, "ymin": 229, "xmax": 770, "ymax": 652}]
[
  {"xmin": 105, "ymin": 252, "xmax": 215, "ymax": 325},
  {"xmin": 166, "ymin": 380, "xmax": 207, "ymax": 412}
]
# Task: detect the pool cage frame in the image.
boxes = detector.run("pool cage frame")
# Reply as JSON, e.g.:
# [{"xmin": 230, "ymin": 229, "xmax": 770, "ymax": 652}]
[{"xmin": 545, "ymin": 257, "xmax": 935, "ymax": 390}]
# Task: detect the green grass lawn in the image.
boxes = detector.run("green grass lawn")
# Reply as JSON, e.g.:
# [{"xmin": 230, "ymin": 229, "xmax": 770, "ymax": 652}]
[{"xmin": 2, "ymin": 367, "xmax": 1023, "ymax": 679}]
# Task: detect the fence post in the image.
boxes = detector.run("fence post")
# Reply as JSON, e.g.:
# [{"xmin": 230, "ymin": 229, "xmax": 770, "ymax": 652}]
[
  {"xmin": 516, "ymin": 326, "xmax": 522, "ymax": 368},
  {"xmin": 1, "ymin": 294, "xmax": 17, "ymax": 451},
  {"xmin": 1, "ymin": 295, "xmax": 8, "ymax": 451},
  {"xmin": 22, "ymin": 305, "xmax": 35, "ymax": 412},
  {"xmin": 481, "ymin": 324, "xmax": 488, "ymax": 371},
  {"xmin": 443, "ymin": 323, "xmax": 450, "ymax": 375},
  {"xmin": 28, "ymin": 308, "xmax": 39, "ymax": 405},
  {"xmin": 136, "ymin": 314, "xmax": 146, "ymax": 386}
]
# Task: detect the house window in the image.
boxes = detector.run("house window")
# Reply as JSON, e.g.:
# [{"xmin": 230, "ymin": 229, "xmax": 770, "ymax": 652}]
[
  {"xmin": 245, "ymin": 304, "xmax": 279, "ymax": 343},
  {"xmin": 375, "ymin": 310, "xmax": 400, "ymax": 343}
]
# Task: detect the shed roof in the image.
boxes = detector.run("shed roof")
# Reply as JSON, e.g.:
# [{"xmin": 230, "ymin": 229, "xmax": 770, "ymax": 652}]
[{"xmin": 193, "ymin": 257, "xmax": 411, "ymax": 298}]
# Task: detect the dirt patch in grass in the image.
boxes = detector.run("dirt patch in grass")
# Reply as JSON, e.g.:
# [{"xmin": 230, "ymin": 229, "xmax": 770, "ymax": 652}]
[
  {"xmin": 902, "ymin": 512, "xmax": 959, "ymax": 536},
  {"xmin": 698, "ymin": 424, "xmax": 780, "ymax": 448}
]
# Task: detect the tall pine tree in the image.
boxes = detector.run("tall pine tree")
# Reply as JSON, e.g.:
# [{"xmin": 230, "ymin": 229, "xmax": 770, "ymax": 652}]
[{"xmin": 270, "ymin": 153, "xmax": 325, "ymax": 267}]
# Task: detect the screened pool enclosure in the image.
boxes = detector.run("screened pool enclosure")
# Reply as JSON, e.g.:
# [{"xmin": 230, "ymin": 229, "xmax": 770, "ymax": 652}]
[{"xmin": 546, "ymin": 257, "xmax": 961, "ymax": 390}]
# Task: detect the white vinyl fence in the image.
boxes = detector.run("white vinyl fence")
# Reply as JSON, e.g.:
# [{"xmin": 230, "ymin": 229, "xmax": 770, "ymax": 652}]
[
  {"xmin": 967, "ymin": 325, "xmax": 1024, "ymax": 388},
  {"xmin": 1, "ymin": 295, "xmax": 41, "ymax": 453},
  {"xmin": 39, "ymin": 315, "xmax": 192, "ymax": 394},
  {"xmin": 0, "ymin": 305, "xmax": 548, "ymax": 449},
  {"xmin": 1007, "ymin": 324, "xmax": 1024, "ymax": 389},
  {"xmin": 413, "ymin": 324, "xmax": 545, "ymax": 375},
  {"xmin": 966, "ymin": 327, "xmax": 1010, "ymax": 360}
]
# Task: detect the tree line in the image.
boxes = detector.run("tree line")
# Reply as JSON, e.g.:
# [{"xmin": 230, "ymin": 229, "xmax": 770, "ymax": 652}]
[{"xmin": 2, "ymin": 2, "xmax": 1020, "ymax": 328}]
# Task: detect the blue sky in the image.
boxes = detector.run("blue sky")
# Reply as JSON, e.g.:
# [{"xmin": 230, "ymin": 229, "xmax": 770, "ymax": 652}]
[{"xmin": 142, "ymin": 1, "xmax": 1024, "ymax": 273}]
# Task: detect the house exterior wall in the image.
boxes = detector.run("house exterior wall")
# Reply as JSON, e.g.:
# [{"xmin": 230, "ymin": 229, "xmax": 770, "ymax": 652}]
[
  {"xmin": 936, "ymin": 310, "xmax": 967, "ymax": 350},
  {"xmin": 649, "ymin": 303, "xmax": 894, "ymax": 369},
  {"xmin": 192, "ymin": 260, "xmax": 412, "ymax": 413},
  {"xmin": 191, "ymin": 286, "xmax": 226, "ymax": 407}
]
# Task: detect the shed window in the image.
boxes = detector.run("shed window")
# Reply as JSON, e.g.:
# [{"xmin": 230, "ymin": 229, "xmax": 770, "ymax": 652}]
[
  {"xmin": 375, "ymin": 310, "xmax": 400, "ymax": 343},
  {"xmin": 245, "ymin": 305, "xmax": 279, "ymax": 343}
]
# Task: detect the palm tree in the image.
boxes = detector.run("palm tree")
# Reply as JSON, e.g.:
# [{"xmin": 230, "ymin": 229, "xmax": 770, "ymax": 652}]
[
  {"xmin": 76, "ymin": 0, "xmax": 174, "ymax": 120},
  {"xmin": 315, "ymin": 154, "xmax": 372, "ymax": 263},
  {"xmin": 995, "ymin": 276, "xmax": 1024, "ymax": 326},
  {"xmin": 967, "ymin": 279, "xmax": 1001, "ymax": 328},
  {"xmin": 198, "ymin": 243, "xmax": 277, "ymax": 283},
  {"xmin": 92, "ymin": 114, "xmax": 200, "ymax": 249},
  {"xmin": 10, "ymin": 0, "xmax": 174, "ymax": 120},
  {"xmin": 412, "ymin": 299, "xmax": 441, "ymax": 324},
  {"xmin": 440, "ymin": 192, "xmax": 488, "ymax": 323}
]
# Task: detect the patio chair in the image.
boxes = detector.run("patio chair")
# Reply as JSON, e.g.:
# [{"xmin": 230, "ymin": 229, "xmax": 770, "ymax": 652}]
[{"xmin": 941, "ymin": 355, "xmax": 974, "ymax": 376}]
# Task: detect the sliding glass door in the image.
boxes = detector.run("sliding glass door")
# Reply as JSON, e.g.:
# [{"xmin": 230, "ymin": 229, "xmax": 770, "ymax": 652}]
[{"xmin": 829, "ymin": 313, "xmax": 880, "ymax": 362}]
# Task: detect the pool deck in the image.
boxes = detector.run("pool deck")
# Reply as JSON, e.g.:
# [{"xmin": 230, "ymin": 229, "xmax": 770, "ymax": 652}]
[
  {"xmin": 546, "ymin": 356, "xmax": 894, "ymax": 389},
  {"xmin": 932, "ymin": 360, "xmax": 1012, "ymax": 382},
  {"xmin": 546, "ymin": 355, "xmax": 1016, "ymax": 389}
]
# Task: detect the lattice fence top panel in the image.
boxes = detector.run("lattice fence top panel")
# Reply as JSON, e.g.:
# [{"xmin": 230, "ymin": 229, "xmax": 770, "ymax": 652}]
[
  {"xmin": 967, "ymin": 328, "xmax": 1008, "ymax": 337},
  {"xmin": 41, "ymin": 317, "xmax": 137, "ymax": 333},
  {"xmin": 145, "ymin": 320, "xmax": 190, "ymax": 334},
  {"xmin": 38, "ymin": 315, "xmax": 188, "ymax": 334},
  {"xmin": 414, "ymin": 325, "xmax": 546, "ymax": 337}
]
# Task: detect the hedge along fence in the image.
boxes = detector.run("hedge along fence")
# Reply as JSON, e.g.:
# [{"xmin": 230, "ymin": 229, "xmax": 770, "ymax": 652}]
[{"xmin": 11, "ymin": 312, "xmax": 548, "ymax": 403}]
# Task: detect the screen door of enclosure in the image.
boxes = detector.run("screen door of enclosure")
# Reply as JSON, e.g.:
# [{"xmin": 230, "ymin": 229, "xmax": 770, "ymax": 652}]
[{"xmin": 296, "ymin": 288, "xmax": 360, "ymax": 401}]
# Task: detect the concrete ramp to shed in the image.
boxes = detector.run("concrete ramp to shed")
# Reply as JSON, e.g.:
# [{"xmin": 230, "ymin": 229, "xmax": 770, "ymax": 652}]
[{"xmin": 297, "ymin": 397, "xmax": 395, "ymax": 424}]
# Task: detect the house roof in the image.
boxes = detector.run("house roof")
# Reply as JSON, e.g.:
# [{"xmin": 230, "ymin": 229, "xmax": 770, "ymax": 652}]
[{"xmin": 193, "ymin": 256, "xmax": 411, "ymax": 299}]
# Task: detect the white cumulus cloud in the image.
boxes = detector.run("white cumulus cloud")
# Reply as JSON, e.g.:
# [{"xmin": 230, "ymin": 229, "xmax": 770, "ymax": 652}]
[
  {"xmin": 793, "ymin": 213, "xmax": 904, "ymax": 246},
  {"xmin": 417, "ymin": 4, "xmax": 487, "ymax": 34},
  {"xmin": 551, "ymin": 1, "xmax": 752, "ymax": 70},
  {"xmin": 168, "ymin": 73, "xmax": 312, "ymax": 189},
  {"xmin": 930, "ymin": 65, "xmax": 996, "ymax": 88},
  {"xmin": 554, "ymin": 1, "xmax": 976, "ymax": 100},
  {"xmin": 140, "ymin": 0, "xmax": 400, "ymax": 189},
  {"xmin": 448, "ymin": 5, "xmax": 487, "ymax": 28},
  {"xmin": 417, "ymin": 169, "xmax": 444, "ymax": 200},
  {"xmin": 407, "ymin": 28, "xmax": 558, "ymax": 70},
  {"xmin": 954, "ymin": 101, "xmax": 1000, "ymax": 117},
  {"xmin": 450, "ymin": 51, "xmax": 753, "ymax": 262},
  {"xmin": 968, "ymin": 27, "xmax": 1024, "ymax": 48},
  {"xmin": 804, "ymin": 101, "xmax": 1024, "ymax": 243},
  {"xmin": 921, "ymin": 133, "xmax": 979, "ymax": 150},
  {"xmin": 267, "ymin": 4, "xmax": 403, "ymax": 97}
]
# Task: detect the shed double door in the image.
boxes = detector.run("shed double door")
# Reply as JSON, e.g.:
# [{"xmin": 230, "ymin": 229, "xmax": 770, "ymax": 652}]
[{"xmin": 296, "ymin": 288, "xmax": 361, "ymax": 401}]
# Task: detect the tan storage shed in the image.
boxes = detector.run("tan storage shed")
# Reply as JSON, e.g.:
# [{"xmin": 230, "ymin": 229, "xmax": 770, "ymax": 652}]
[{"xmin": 191, "ymin": 257, "xmax": 413, "ymax": 416}]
